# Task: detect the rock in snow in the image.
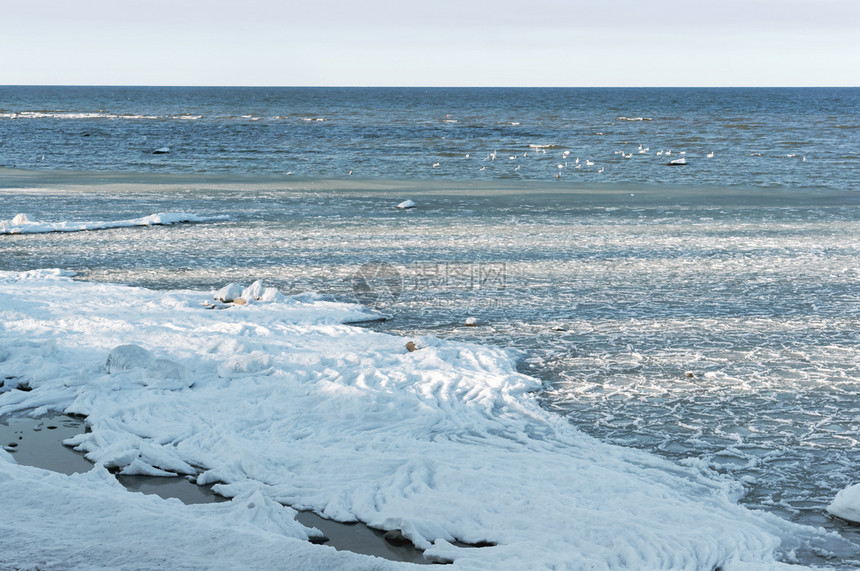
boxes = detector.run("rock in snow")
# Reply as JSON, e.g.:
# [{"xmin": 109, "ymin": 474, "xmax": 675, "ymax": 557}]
[{"xmin": 214, "ymin": 283, "xmax": 245, "ymax": 303}]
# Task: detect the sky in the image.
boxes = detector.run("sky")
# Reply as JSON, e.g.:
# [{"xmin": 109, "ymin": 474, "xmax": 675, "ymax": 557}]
[{"xmin": 1, "ymin": 0, "xmax": 858, "ymax": 86}]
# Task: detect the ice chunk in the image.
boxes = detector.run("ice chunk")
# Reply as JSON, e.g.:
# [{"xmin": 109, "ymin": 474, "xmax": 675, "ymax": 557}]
[
  {"xmin": 260, "ymin": 287, "xmax": 285, "ymax": 302},
  {"xmin": 396, "ymin": 199, "xmax": 415, "ymax": 210},
  {"xmin": 242, "ymin": 280, "xmax": 265, "ymax": 301},
  {"xmin": 828, "ymin": 483, "xmax": 860, "ymax": 523},
  {"xmin": 104, "ymin": 345, "xmax": 189, "ymax": 388},
  {"xmin": 105, "ymin": 345, "xmax": 153, "ymax": 374}
]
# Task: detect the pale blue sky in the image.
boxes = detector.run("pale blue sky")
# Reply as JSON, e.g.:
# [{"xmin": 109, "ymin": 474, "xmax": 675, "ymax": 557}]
[{"xmin": 2, "ymin": 0, "xmax": 858, "ymax": 86}]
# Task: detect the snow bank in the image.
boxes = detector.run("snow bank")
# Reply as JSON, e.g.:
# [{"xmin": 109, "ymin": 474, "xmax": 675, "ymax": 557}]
[
  {"xmin": 828, "ymin": 484, "xmax": 860, "ymax": 524},
  {"xmin": 0, "ymin": 455, "xmax": 400, "ymax": 570},
  {"xmin": 0, "ymin": 270, "xmax": 828, "ymax": 569},
  {"xmin": 0, "ymin": 212, "xmax": 225, "ymax": 234}
]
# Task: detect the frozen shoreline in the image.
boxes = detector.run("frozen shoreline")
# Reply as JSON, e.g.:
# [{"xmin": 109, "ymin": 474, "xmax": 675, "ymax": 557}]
[{"xmin": 0, "ymin": 269, "xmax": 844, "ymax": 569}]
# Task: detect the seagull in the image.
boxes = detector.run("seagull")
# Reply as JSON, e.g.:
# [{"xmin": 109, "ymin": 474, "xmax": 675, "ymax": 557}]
[
  {"xmin": 586, "ymin": 160, "xmax": 594, "ymax": 166},
  {"xmin": 656, "ymin": 150, "xmax": 663, "ymax": 156},
  {"xmin": 557, "ymin": 164, "xmax": 564, "ymax": 169},
  {"xmin": 598, "ymin": 167, "xmax": 605, "ymax": 173},
  {"xmin": 706, "ymin": 152, "xmax": 715, "ymax": 158},
  {"xmin": 432, "ymin": 163, "xmax": 440, "ymax": 168}
]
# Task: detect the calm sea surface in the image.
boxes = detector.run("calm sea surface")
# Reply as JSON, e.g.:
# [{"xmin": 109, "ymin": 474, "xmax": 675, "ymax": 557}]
[{"xmin": 2, "ymin": 87, "xmax": 859, "ymax": 567}]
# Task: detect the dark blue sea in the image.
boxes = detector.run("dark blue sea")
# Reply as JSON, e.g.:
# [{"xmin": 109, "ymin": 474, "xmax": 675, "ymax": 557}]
[
  {"xmin": 1, "ymin": 86, "xmax": 857, "ymax": 191},
  {"xmin": 2, "ymin": 87, "xmax": 859, "ymax": 567}
]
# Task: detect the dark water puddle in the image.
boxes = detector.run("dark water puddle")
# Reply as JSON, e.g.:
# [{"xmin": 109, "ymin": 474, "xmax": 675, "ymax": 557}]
[{"xmin": 0, "ymin": 413, "xmax": 449, "ymax": 565}]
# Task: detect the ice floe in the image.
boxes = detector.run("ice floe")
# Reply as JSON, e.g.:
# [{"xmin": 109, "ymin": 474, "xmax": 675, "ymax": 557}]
[{"xmin": 0, "ymin": 212, "xmax": 225, "ymax": 234}]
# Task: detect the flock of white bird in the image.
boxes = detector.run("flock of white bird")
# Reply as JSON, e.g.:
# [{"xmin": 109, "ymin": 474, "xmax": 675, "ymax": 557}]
[{"xmin": 422, "ymin": 141, "xmax": 718, "ymax": 179}]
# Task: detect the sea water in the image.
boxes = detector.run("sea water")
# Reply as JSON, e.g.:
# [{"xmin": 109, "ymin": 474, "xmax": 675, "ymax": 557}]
[{"xmin": 1, "ymin": 87, "xmax": 859, "ymax": 567}]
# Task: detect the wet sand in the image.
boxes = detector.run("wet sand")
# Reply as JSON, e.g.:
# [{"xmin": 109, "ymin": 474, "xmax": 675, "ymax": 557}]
[{"xmin": 0, "ymin": 413, "xmax": 437, "ymax": 565}]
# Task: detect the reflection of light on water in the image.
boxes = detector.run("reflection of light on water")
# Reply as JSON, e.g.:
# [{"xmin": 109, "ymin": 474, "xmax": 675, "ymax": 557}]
[{"xmin": 5, "ymin": 179, "xmax": 860, "ymax": 566}]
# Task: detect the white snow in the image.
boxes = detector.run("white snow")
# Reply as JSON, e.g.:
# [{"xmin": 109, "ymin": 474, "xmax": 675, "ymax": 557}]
[
  {"xmin": 0, "ymin": 212, "xmax": 225, "ymax": 234},
  {"xmin": 0, "ymin": 269, "xmax": 828, "ymax": 569},
  {"xmin": 0, "ymin": 452, "xmax": 398, "ymax": 570},
  {"xmin": 828, "ymin": 483, "xmax": 860, "ymax": 524}
]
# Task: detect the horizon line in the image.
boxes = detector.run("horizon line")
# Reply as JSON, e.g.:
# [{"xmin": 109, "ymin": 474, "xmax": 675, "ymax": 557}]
[{"xmin": 1, "ymin": 84, "xmax": 858, "ymax": 89}]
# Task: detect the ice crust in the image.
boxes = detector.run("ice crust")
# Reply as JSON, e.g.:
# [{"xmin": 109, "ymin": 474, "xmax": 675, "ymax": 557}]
[
  {"xmin": 0, "ymin": 211, "xmax": 223, "ymax": 234},
  {"xmin": 0, "ymin": 270, "xmax": 825, "ymax": 569}
]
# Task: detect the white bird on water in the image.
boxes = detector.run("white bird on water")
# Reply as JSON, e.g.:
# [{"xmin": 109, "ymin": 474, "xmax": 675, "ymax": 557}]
[
  {"xmin": 598, "ymin": 167, "xmax": 605, "ymax": 173},
  {"xmin": 586, "ymin": 160, "xmax": 594, "ymax": 166},
  {"xmin": 707, "ymin": 152, "xmax": 715, "ymax": 158}
]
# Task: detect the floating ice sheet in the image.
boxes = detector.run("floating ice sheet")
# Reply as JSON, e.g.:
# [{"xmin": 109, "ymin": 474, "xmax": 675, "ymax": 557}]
[{"xmin": 0, "ymin": 212, "xmax": 226, "ymax": 234}]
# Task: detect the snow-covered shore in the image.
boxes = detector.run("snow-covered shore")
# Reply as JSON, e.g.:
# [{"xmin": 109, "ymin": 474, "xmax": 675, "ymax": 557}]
[{"xmin": 0, "ymin": 270, "xmax": 831, "ymax": 569}]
